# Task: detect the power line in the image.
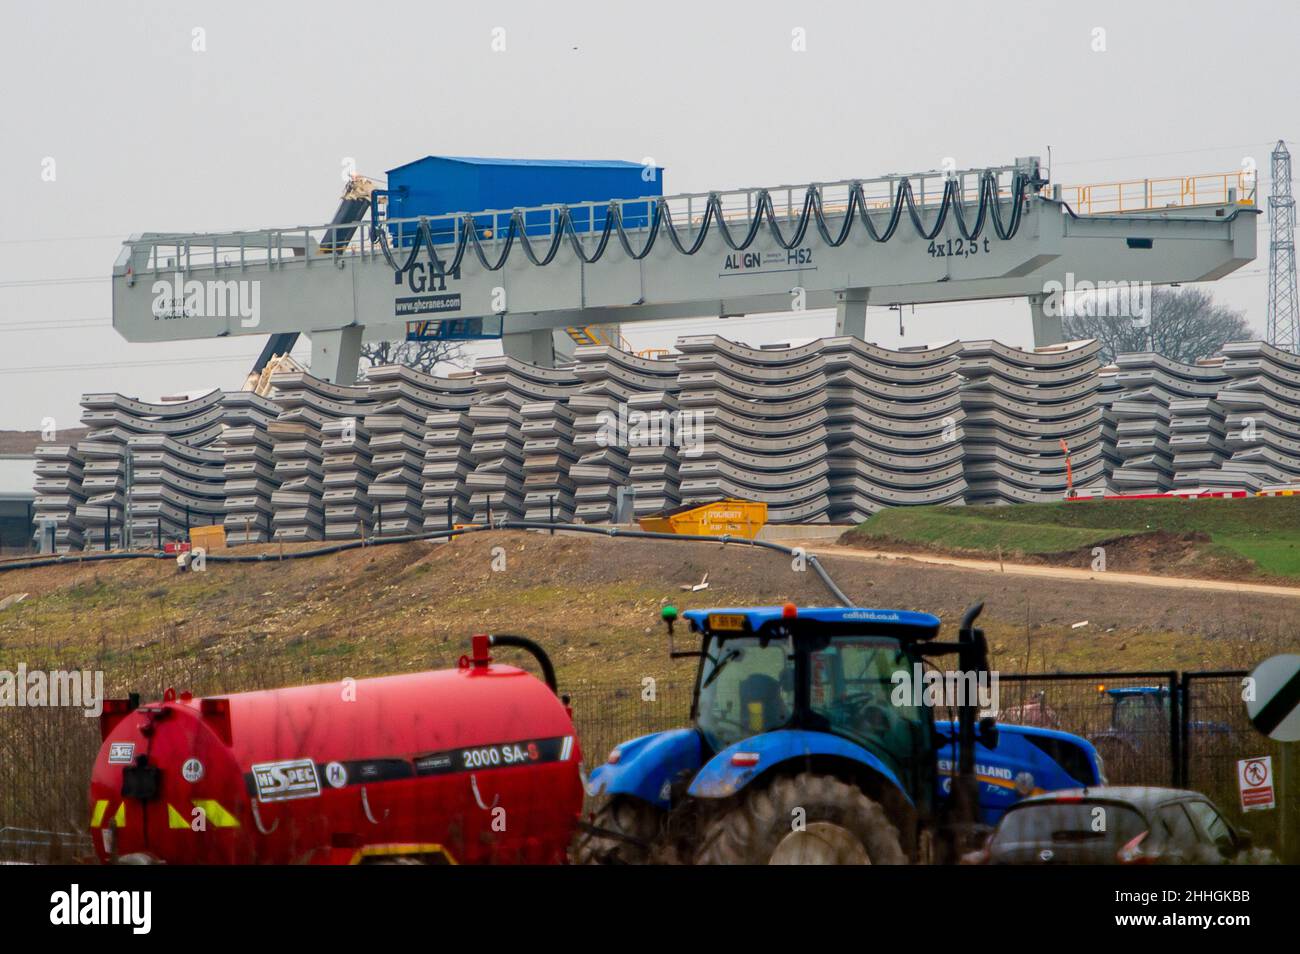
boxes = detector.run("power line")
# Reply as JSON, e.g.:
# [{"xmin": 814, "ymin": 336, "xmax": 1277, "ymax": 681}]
[
  {"xmin": 0, "ymin": 353, "xmax": 264, "ymax": 376},
  {"xmin": 0, "ymin": 233, "xmax": 127, "ymax": 246},
  {"xmin": 0, "ymin": 321, "xmax": 110, "ymax": 334},
  {"xmin": 0, "ymin": 276, "xmax": 108, "ymax": 289},
  {"xmin": 1050, "ymin": 141, "xmax": 1292, "ymax": 169}
]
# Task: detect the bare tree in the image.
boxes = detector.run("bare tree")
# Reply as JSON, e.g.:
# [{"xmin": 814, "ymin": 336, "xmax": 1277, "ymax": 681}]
[
  {"xmin": 358, "ymin": 339, "xmax": 466, "ymax": 376},
  {"xmin": 1062, "ymin": 286, "xmax": 1253, "ymax": 365}
]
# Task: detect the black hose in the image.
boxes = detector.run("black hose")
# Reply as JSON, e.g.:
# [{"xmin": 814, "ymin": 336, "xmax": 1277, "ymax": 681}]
[
  {"xmin": 372, "ymin": 171, "xmax": 1034, "ymax": 278},
  {"xmin": 1, "ymin": 519, "xmax": 855, "ymax": 607},
  {"xmin": 487, "ymin": 634, "xmax": 559, "ymax": 694}
]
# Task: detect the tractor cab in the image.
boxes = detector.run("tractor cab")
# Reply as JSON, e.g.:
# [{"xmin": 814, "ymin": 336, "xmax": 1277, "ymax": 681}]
[
  {"xmin": 685, "ymin": 605, "xmax": 940, "ymax": 804},
  {"xmin": 1089, "ymin": 684, "xmax": 1233, "ymax": 784},
  {"xmin": 1104, "ymin": 685, "xmax": 1171, "ymax": 733}
]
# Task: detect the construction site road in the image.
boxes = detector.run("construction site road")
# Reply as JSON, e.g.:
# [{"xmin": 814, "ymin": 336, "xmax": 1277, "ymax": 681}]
[{"xmin": 788, "ymin": 542, "xmax": 1300, "ymax": 600}]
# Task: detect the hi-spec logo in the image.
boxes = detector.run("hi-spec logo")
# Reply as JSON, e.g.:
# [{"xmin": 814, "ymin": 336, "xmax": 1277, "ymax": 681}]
[
  {"xmin": 251, "ymin": 758, "xmax": 321, "ymax": 802},
  {"xmin": 395, "ymin": 262, "xmax": 462, "ymax": 317},
  {"xmin": 151, "ymin": 273, "xmax": 261, "ymax": 327}
]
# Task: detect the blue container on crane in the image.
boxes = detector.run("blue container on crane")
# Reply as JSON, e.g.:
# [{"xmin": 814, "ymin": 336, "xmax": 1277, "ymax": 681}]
[{"xmin": 383, "ymin": 155, "xmax": 664, "ymax": 244}]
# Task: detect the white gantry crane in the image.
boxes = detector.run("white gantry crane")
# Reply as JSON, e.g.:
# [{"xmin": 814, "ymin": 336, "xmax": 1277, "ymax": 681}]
[{"xmin": 112, "ymin": 157, "xmax": 1259, "ymax": 384}]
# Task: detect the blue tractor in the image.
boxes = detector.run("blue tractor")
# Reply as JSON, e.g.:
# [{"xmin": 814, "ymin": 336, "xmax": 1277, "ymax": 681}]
[
  {"xmin": 1088, "ymin": 685, "xmax": 1234, "ymax": 785},
  {"xmin": 575, "ymin": 601, "xmax": 1104, "ymax": 864}
]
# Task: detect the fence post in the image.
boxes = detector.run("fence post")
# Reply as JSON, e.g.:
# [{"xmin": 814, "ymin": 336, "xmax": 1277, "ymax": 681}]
[
  {"xmin": 1179, "ymin": 673, "xmax": 1193, "ymax": 789},
  {"xmin": 1175, "ymin": 670, "xmax": 1185, "ymax": 790},
  {"xmin": 446, "ymin": 498, "xmax": 453, "ymax": 536},
  {"xmin": 104, "ymin": 503, "xmax": 111, "ymax": 552}
]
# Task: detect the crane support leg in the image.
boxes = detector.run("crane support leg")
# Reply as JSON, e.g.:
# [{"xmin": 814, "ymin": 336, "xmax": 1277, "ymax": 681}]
[
  {"xmin": 502, "ymin": 329, "xmax": 574, "ymax": 368},
  {"xmin": 1027, "ymin": 293, "xmax": 1063, "ymax": 347},
  {"xmin": 834, "ymin": 288, "xmax": 869, "ymax": 338},
  {"xmin": 309, "ymin": 326, "xmax": 363, "ymax": 385}
]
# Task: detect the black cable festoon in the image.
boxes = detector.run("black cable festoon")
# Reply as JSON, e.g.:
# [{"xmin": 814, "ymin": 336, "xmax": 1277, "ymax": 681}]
[
  {"xmin": 0, "ymin": 520, "xmax": 853, "ymax": 607},
  {"xmin": 373, "ymin": 170, "xmax": 1033, "ymax": 280}
]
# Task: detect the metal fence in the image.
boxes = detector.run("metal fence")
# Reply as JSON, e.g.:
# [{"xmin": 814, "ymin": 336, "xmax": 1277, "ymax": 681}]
[
  {"xmin": 995, "ymin": 672, "xmax": 1183, "ymax": 786},
  {"xmin": 562, "ymin": 681, "xmax": 692, "ymax": 780},
  {"xmin": 1183, "ymin": 672, "xmax": 1291, "ymax": 855}
]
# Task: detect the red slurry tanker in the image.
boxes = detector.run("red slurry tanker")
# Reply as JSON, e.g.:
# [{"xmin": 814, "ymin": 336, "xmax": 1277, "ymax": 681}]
[{"xmin": 88, "ymin": 635, "xmax": 582, "ymax": 864}]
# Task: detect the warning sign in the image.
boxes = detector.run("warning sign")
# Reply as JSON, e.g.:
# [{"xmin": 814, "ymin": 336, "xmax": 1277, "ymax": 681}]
[{"xmin": 1237, "ymin": 756, "xmax": 1275, "ymax": 812}]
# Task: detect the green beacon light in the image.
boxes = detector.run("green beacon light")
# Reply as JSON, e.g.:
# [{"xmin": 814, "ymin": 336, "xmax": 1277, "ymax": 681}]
[
  {"xmin": 660, "ymin": 604, "xmax": 681, "ymax": 656},
  {"xmin": 661, "ymin": 605, "xmax": 679, "ymax": 640}
]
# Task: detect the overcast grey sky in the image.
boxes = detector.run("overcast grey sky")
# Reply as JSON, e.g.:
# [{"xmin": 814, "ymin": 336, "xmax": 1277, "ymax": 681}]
[{"xmin": 1, "ymin": 0, "xmax": 1296, "ymax": 430}]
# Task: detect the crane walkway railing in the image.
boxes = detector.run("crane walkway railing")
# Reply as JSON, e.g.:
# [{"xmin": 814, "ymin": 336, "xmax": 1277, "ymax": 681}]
[
  {"xmin": 118, "ymin": 162, "xmax": 1035, "ymax": 278},
  {"xmin": 117, "ymin": 164, "xmax": 1253, "ymax": 281}
]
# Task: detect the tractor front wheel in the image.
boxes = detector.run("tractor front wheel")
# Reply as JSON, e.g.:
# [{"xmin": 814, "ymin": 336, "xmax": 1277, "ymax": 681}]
[
  {"xmin": 572, "ymin": 797, "xmax": 664, "ymax": 864},
  {"xmin": 694, "ymin": 773, "xmax": 906, "ymax": 865}
]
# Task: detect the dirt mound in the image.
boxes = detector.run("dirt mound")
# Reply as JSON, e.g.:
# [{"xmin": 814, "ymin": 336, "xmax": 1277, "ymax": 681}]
[{"xmin": 1026, "ymin": 529, "xmax": 1256, "ymax": 579}]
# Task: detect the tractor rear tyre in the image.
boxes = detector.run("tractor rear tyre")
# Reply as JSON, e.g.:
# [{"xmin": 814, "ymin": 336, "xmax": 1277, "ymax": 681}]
[
  {"xmin": 572, "ymin": 797, "xmax": 664, "ymax": 865},
  {"xmin": 694, "ymin": 773, "xmax": 906, "ymax": 865}
]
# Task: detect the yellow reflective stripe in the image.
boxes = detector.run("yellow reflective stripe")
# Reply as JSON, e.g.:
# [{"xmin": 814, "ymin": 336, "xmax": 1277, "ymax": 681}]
[
  {"xmin": 90, "ymin": 800, "xmax": 108, "ymax": 827},
  {"xmin": 168, "ymin": 804, "xmax": 189, "ymax": 829},
  {"xmin": 113, "ymin": 802, "xmax": 126, "ymax": 827},
  {"xmin": 191, "ymin": 798, "xmax": 241, "ymax": 828}
]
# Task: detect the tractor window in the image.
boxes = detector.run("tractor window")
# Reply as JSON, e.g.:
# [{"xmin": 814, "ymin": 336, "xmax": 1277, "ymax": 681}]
[
  {"xmin": 696, "ymin": 636, "xmax": 794, "ymax": 753},
  {"xmin": 808, "ymin": 637, "xmax": 925, "ymax": 765},
  {"xmin": 1112, "ymin": 693, "xmax": 1167, "ymax": 733}
]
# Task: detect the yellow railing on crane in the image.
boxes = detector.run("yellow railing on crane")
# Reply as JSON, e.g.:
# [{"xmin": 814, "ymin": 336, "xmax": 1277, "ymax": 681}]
[{"xmin": 1053, "ymin": 171, "xmax": 1257, "ymax": 215}]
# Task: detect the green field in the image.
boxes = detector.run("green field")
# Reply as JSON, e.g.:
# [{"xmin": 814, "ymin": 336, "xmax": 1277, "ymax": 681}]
[{"xmin": 841, "ymin": 497, "xmax": 1300, "ymax": 578}]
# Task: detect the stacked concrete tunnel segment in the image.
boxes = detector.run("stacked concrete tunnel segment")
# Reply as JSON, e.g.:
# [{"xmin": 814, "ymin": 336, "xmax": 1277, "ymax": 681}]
[
  {"xmin": 1190, "ymin": 341, "xmax": 1300, "ymax": 491},
  {"xmin": 362, "ymin": 366, "xmax": 477, "ymax": 535},
  {"xmin": 70, "ymin": 391, "xmax": 229, "ymax": 548},
  {"xmin": 32, "ymin": 336, "xmax": 1300, "ymax": 551},
  {"xmin": 218, "ymin": 391, "xmax": 283, "ymax": 543},
  {"xmin": 1104, "ymin": 353, "xmax": 1231, "ymax": 494},
  {"xmin": 956, "ymin": 339, "xmax": 1104, "ymax": 503},
  {"xmin": 263, "ymin": 373, "xmax": 374, "ymax": 541},
  {"xmin": 568, "ymin": 345, "xmax": 680, "ymax": 521},
  {"xmin": 820, "ymin": 336, "xmax": 968, "ymax": 521},
  {"xmin": 673, "ymin": 336, "xmax": 831, "ymax": 523},
  {"xmin": 31, "ymin": 443, "xmax": 86, "ymax": 551}
]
